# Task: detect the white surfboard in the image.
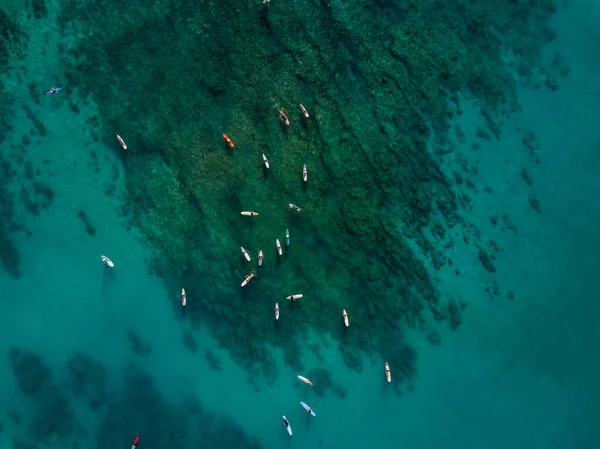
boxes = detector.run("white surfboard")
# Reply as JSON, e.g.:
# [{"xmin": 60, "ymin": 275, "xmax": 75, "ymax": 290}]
[
  {"xmin": 258, "ymin": 250, "xmax": 263, "ymax": 266},
  {"xmin": 275, "ymin": 303, "xmax": 279, "ymax": 320},
  {"xmin": 297, "ymin": 375, "xmax": 312, "ymax": 386},
  {"xmin": 303, "ymin": 164, "xmax": 307, "ymax": 182},
  {"xmin": 241, "ymin": 247, "xmax": 251, "ymax": 261},
  {"xmin": 286, "ymin": 294, "xmax": 303, "ymax": 300},
  {"xmin": 276, "ymin": 239, "xmax": 282, "ymax": 256},
  {"xmin": 241, "ymin": 211, "xmax": 258, "ymax": 216},
  {"xmin": 343, "ymin": 309, "xmax": 349, "ymax": 327},
  {"xmin": 262, "ymin": 154, "xmax": 269, "ymax": 168},
  {"xmin": 300, "ymin": 401, "xmax": 316, "ymax": 416},
  {"xmin": 283, "ymin": 416, "xmax": 292, "ymax": 435},
  {"xmin": 241, "ymin": 273, "xmax": 254, "ymax": 287},
  {"xmin": 101, "ymin": 255, "xmax": 114, "ymax": 268}
]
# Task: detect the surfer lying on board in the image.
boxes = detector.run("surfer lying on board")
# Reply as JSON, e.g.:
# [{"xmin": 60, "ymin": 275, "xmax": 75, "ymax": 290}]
[
  {"xmin": 283, "ymin": 417, "xmax": 290, "ymax": 427},
  {"xmin": 289, "ymin": 204, "xmax": 302, "ymax": 212},
  {"xmin": 46, "ymin": 87, "xmax": 61, "ymax": 96},
  {"xmin": 131, "ymin": 436, "xmax": 140, "ymax": 449}
]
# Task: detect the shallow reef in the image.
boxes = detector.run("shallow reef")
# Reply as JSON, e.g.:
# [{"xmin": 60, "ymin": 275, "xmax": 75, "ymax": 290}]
[
  {"xmin": 55, "ymin": 0, "xmax": 556, "ymax": 390},
  {"xmin": 7, "ymin": 347, "xmax": 262, "ymax": 449}
]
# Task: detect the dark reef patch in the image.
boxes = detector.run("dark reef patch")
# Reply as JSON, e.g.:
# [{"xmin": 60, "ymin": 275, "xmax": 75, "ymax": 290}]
[
  {"xmin": 8, "ymin": 347, "xmax": 79, "ymax": 445},
  {"xmin": 58, "ymin": 0, "xmax": 557, "ymax": 391},
  {"xmin": 95, "ymin": 366, "xmax": 263, "ymax": 449},
  {"xmin": 8, "ymin": 348, "xmax": 51, "ymax": 399},
  {"xmin": 77, "ymin": 210, "xmax": 96, "ymax": 236},
  {"xmin": 67, "ymin": 353, "xmax": 108, "ymax": 408},
  {"xmin": 126, "ymin": 330, "xmax": 152, "ymax": 355}
]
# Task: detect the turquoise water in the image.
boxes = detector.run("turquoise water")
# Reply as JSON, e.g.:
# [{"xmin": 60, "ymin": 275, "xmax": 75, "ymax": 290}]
[{"xmin": 1, "ymin": 1, "xmax": 599, "ymax": 448}]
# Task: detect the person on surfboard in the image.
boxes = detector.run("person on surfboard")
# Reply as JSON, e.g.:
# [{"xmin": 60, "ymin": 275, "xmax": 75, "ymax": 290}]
[
  {"xmin": 46, "ymin": 87, "xmax": 61, "ymax": 96},
  {"xmin": 283, "ymin": 417, "xmax": 290, "ymax": 427},
  {"xmin": 131, "ymin": 436, "xmax": 140, "ymax": 449}
]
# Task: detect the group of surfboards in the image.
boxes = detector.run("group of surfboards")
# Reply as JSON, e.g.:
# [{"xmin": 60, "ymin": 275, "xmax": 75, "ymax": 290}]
[
  {"xmin": 105, "ymin": 103, "xmax": 392, "ymax": 443},
  {"xmin": 281, "ymin": 375, "xmax": 317, "ymax": 435}
]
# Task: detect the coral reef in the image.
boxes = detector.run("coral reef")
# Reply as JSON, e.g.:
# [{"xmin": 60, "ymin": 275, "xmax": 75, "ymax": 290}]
[
  {"xmin": 8, "ymin": 347, "xmax": 78, "ymax": 445},
  {"xmin": 126, "ymin": 330, "xmax": 152, "ymax": 355},
  {"xmin": 95, "ymin": 366, "xmax": 262, "ymax": 449},
  {"xmin": 67, "ymin": 353, "xmax": 108, "ymax": 408},
  {"xmin": 57, "ymin": 0, "xmax": 557, "ymax": 388}
]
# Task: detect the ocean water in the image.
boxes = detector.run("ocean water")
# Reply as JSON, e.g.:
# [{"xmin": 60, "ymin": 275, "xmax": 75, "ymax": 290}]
[{"xmin": 0, "ymin": 1, "xmax": 598, "ymax": 449}]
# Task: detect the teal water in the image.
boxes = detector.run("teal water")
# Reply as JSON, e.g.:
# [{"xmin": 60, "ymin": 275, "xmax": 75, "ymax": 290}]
[{"xmin": 1, "ymin": 1, "xmax": 598, "ymax": 448}]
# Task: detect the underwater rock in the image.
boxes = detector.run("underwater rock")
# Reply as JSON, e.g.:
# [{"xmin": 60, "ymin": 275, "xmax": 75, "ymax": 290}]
[
  {"xmin": 126, "ymin": 330, "xmax": 152, "ymax": 355},
  {"xmin": 427, "ymin": 329, "xmax": 442, "ymax": 345},
  {"xmin": 29, "ymin": 390, "xmax": 76, "ymax": 444},
  {"xmin": 67, "ymin": 353, "xmax": 108, "ymax": 408},
  {"xmin": 447, "ymin": 299, "xmax": 462, "ymax": 330},
  {"xmin": 182, "ymin": 330, "xmax": 198, "ymax": 353},
  {"xmin": 478, "ymin": 248, "xmax": 496, "ymax": 273},
  {"xmin": 77, "ymin": 210, "xmax": 96, "ymax": 236},
  {"xmin": 8, "ymin": 347, "xmax": 51, "ymax": 399},
  {"xmin": 95, "ymin": 365, "xmax": 263, "ymax": 449},
  {"xmin": 205, "ymin": 350, "xmax": 222, "ymax": 371}
]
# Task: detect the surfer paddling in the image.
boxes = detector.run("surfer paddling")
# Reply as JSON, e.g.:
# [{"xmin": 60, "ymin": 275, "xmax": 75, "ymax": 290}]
[
  {"xmin": 46, "ymin": 86, "xmax": 61, "ymax": 96},
  {"xmin": 223, "ymin": 133, "xmax": 234, "ymax": 148},
  {"xmin": 258, "ymin": 250, "xmax": 264, "ymax": 266},
  {"xmin": 385, "ymin": 362, "xmax": 391, "ymax": 382},
  {"xmin": 241, "ymin": 211, "xmax": 259, "ymax": 216},
  {"xmin": 117, "ymin": 135, "xmax": 127, "ymax": 150},
  {"xmin": 297, "ymin": 375, "xmax": 313, "ymax": 386},
  {"xmin": 286, "ymin": 294, "xmax": 303, "ymax": 301},
  {"xmin": 282, "ymin": 416, "xmax": 292, "ymax": 435},
  {"xmin": 300, "ymin": 401, "xmax": 316, "ymax": 416},
  {"xmin": 273, "ymin": 104, "xmax": 290, "ymax": 125},
  {"xmin": 241, "ymin": 269, "xmax": 255, "ymax": 287},
  {"xmin": 303, "ymin": 164, "xmax": 307, "ymax": 182},
  {"xmin": 181, "ymin": 288, "xmax": 187, "ymax": 307},
  {"xmin": 131, "ymin": 436, "xmax": 140, "ymax": 449},
  {"xmin": 275, "ymin": 303, "xmax": 279, "ymax": 320},
  {"xmin": 299, "ymin": 104, "xmax": 309, "ymax": 118},
  {"xmin": 289, "ymin": 203, "xmax": 302, "ymax": 213}
]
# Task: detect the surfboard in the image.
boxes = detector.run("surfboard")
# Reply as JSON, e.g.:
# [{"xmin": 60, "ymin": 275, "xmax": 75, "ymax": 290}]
[
  {"xmin": 283, "ymin": 416, "xmax": 292, "ymax": 435},
  {"xmin": 241, "ymin": 211, "xmax": 258, "ymax": 216},
  {"xmin": 101, "ymin": 255, "xmax": 114, "ymax": 268},
  {"xmin": 385, "ymin": 362, "xmax": 391, "ymax": 382},
  {"xmin": 181, "ymin": 288, "xmax": 186, "ymax": 307},
  {"xmin": 276, "ymin": 239, "xmax": 282, "ymax": 256},
  {"xmin": 300, "ymin": 104, "xmax": 309, "ymax": 118},
  {"xmin": 258, "ymin": 250, "xmax": 263, "ymax": 266},
  {"xmin": 297, "ymin": 375, "xmax": 312, "ymax": 386},
  {"xmin": 262, "ymin": 154, "xmax": 269, "ymax": 168},
  {"xmin": 275, "ymin": 303, "xmax": 279, "ymax": 320},
  {"xmin": 343, "ymin": 309, "xmax": 349, "ymax": 327},
  {"xmin": 287, "ymin": 294, "xmax": 303, "ymax": 301},
  {"xmin": 241, "ymin": 273, "xmax": 254, "ymax": 287},
  {"xmin": 117, "ymin": 135, "xmax": 127, "ymax": 150},
  {"xmin": 241, "ymin": 247, "xmax": 251, "ymax": 261},
  {"xmin": 285, "ymin": 229, "xmax": 290, "ymax": 246},
  {"xmin": 303, "ymin": 164, "xmax": 307, "ymax": 182},
  {"xmin": 300, "ymin": 402, "xmax": 316, "ymax": 416}
]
